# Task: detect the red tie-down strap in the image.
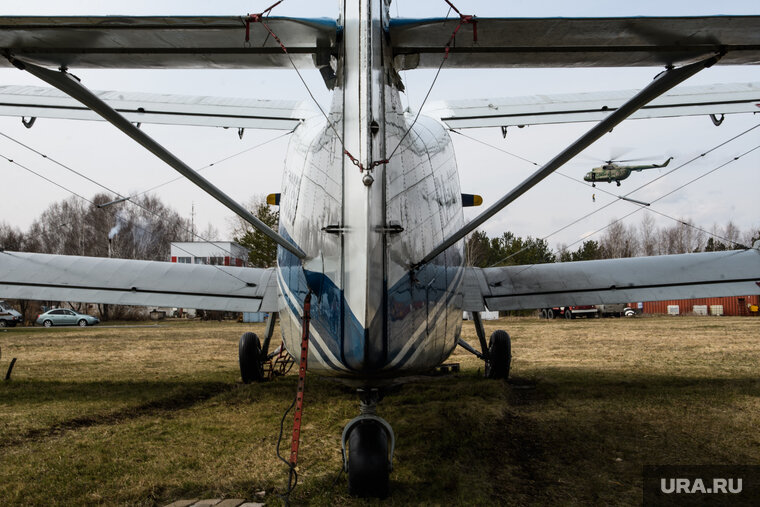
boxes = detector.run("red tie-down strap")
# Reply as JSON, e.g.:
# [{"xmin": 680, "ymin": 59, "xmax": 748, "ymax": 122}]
[
  {"xmin": 442, "ymin": 0, "xmax": 478, "ymax": 59},
  {"xmin": 289, "ymin": 291, "xmax": 311, "ymax": 468},
  {"xmin": 245, "ymin": 0, "xmax": 287, "ymax": 49}
]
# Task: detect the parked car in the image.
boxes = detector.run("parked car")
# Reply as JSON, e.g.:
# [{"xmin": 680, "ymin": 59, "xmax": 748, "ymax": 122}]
[
  {"xmin": 36, "ymin": 308, "xmax": 100, "ymax": 327},
  {"xmin": 0, "ymin": 300, "xmax": 23, "ymax": 327}
]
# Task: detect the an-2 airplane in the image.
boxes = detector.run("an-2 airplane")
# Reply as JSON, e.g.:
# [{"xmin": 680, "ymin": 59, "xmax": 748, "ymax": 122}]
[
  {"xmin": 1, "ymin": 2, "xmax": 760, "ymax": 498},
  {"xmin": 584, "ymin": 157, "xmax": 674, "ymax": 187}
]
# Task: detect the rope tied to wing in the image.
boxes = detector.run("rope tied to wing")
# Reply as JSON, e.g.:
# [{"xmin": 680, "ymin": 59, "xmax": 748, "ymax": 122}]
[
  {"xmin": 244, "ymin": 0, "xmax": 285, "ymax": 43},
  {"xmin": 442, "ymin": 0, "xmax": 478, "ymax": 58},
  {"xmin": 242, "ymin": 0, "xmax": 475, "ymax": 174}
]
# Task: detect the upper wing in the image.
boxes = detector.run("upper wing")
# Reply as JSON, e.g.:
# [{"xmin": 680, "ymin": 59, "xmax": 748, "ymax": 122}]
[
  {"xmin": 462, "ymin": 244, "xmax": 760, "ymax": 311},
  {"xmin": 0, "ymin": 251, "xmax": 279, "ymax": 313},
  {"xmin": 0, "ymin": 85, "xmax": 313, "ymax": 129},
  {"xmin": 3, "ymin": 16, "xmax": 758, "ymax": 72},
  {"xmin": 0, "ymin": 16, "xmax": 337, "ymax": 69},
  {"xmin": 426, "ymin": 82, "xmax": 760, "ymax": 129},
  {"xmin": 391, "ymin": 16, "xmax": 760, "ymax": 70}
]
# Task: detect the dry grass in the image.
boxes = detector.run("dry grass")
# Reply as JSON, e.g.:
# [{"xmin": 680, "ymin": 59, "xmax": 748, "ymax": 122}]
[{"xmin": 0, "ymin": 315, "xmax": 759, "ymax": 505}]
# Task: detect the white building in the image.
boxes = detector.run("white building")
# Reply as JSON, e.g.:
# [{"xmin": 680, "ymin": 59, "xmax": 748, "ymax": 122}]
[{"xmin": 170, "ymin": 241, "xmax": 249, "ymax": 267}]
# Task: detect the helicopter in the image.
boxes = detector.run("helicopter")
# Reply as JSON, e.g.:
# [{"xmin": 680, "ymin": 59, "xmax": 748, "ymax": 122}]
[{"xmin": 584, "ymin": 156, "xmax": 673, "ymax": 186}]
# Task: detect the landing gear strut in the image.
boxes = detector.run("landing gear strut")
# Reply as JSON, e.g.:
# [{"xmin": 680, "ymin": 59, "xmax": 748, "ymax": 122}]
[{"xmin": 341, "ymin": 389, "xmax": 394, "ymax": 498}]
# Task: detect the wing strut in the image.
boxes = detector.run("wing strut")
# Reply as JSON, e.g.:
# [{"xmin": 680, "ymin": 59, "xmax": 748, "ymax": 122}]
[
  {"xmin": 413, "ymin": 54, "xmax": 722, "ymax": 269},
  {"xmin": 6, "ymin": 56, "xmax": 307, "ymax": 261}
]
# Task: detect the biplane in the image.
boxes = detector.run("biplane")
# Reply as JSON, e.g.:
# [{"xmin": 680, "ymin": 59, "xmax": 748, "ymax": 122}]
[{"xmin": 1, "ymin": 2, "xmax": 759, "ymax": 497}]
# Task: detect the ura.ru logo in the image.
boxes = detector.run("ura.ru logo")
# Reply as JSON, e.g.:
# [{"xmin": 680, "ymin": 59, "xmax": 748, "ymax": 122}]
[{"xmin": 661, "ymin": 478, "xmax": 742, "ymax": 494}]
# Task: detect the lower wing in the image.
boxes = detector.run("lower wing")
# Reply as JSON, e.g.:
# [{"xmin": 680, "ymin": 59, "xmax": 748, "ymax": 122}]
[
  {"xmin": 463, "ymin": 243, "xmax": 760, "ymax": 311},
  {"xmin": 0, "ymin": 251, "xmax": 278, "ymax": 312}
]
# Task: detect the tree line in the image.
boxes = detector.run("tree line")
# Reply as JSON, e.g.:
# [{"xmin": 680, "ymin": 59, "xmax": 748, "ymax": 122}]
[
  {"xmin": 1, "ymin": 192, "xmax": 194, "ymax": 321},
  {"xmin": 1, "ymin": 193, "xmax": 193, "ymax": 260},
  {"xmin": 466, "ymin": 215, "xmax": 759, "ymax": 267}
]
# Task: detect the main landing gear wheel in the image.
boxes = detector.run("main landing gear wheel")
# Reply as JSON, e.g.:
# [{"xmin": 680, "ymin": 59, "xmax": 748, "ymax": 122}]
[
  {"xmin": 485, "ymin": 330, "xmax": 511, "ymax": 379},
  {"xmin": 238, "ymin": 332, "xmax": 264, "ymax": 383},
  {"xmin": 345, "ymin": 418, "xmax": 392, "ymax": 498}
]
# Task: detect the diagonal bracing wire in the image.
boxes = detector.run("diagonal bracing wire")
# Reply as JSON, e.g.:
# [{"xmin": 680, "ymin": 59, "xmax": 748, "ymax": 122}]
[
  {"xmin": 133, "ymin": 129, "xmax": 294, "ymax": 197},
  {"xmin": 0, "ymin": 147, "xmax": 256, "ymax": 286},
  {"xmin": 0, "ymin": 129, "xmax": 280, "ymax": 261},
  {"xmin": 453, "ymin": 123, "xmax": 760, "ymax": 267}
]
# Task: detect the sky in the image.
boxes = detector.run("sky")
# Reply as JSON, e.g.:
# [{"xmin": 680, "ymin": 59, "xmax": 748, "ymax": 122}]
[{"xmin": 0, "ymin": 1, "xmax": 758, "ymax": 253}]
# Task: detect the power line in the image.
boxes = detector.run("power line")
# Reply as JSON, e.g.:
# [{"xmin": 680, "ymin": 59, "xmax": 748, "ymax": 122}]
[
  {"xmin": 0, "ymin": 130, "xmax": 267, "ymax": 264},
  {"xmin": 2, "ymin": 150, "xmax": 254, "ymax": 286},
  {"xmin": 461, "ymin": 122, "xmax": 760, "ymax": 267},
  {"xmin": 488, "ymin": 141, "xmax": 759, "ymax": 268},
  {"xmin": 133, "ymin": 129, "xmax": 294, "ymax": 197}
]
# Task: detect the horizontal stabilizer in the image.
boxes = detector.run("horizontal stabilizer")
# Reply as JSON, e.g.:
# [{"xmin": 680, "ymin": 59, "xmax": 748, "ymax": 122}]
[
  {"xmin": 0, "ymin": 251, "xmax": 280, "ymax": 312},
  {"xmin": 463, "ymin": 245, "xmax": 760, "ymax": 311}
]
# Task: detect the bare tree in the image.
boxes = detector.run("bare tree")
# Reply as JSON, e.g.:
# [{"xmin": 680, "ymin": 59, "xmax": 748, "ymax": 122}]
[
  {"xmin": 639, "ymin": 213, "xmax": 658, "ymax": 256},
  {"xmin": 600, "ymin": 220, "xmax": 639, "ymax": 258},
  {"xmin": 0, "ymin": 222, "xmax": 25, "ymax": 251},
  {"xmin": 723, "ymin": 220, "xmax": 742, "ymax": 248},
  {"xmin": 200, "ymin": 223, "xmax": 221, "ymax": 242}
]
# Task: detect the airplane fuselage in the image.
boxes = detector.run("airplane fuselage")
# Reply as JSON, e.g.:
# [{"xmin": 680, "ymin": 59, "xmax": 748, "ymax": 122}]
[{"xmin": 275, "ymin": 0, "xmax": 465, "ymax": 382}]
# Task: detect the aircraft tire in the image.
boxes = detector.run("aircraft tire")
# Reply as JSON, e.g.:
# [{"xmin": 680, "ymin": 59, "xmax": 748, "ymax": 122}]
[
  {"xmin": 347, "ymin": 420, "xmax": 390, "ymax": 498},
  {"xmin": 485, "ymin": 330, "xmax": 511, "ymax": 379},
  {"xmin": 239, "ymin": 332, "xmax": 264, "ymax": 383}
]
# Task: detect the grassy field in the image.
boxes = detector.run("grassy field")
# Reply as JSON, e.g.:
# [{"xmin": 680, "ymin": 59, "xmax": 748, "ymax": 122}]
[{"xmin": 1, "ymin": 315, "xmax": 759, "ymax": 505}]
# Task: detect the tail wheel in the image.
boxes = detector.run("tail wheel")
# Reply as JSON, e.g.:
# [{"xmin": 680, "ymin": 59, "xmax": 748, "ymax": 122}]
[
  {"xmin": 485, "ymin": 330, "xmax": 511, "ymax": 379},
  {"xmin": 347, "ymin": 420, "xmax": 390, "ymax": 498},
  {"xmin": 239, "ymin": 332, "xmax": 264, "ymax": 383}
]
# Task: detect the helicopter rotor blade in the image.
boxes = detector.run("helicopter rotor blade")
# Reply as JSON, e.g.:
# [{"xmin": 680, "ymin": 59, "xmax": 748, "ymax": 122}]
[{"xmin": 613, "ymin": 156, "xmax": 658, "ymax": 163}]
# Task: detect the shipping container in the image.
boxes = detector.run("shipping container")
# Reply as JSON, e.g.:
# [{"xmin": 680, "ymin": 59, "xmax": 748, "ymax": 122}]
[{"xmin": 640, "ymin": 295, "xmax": 760, "ymax": 316}]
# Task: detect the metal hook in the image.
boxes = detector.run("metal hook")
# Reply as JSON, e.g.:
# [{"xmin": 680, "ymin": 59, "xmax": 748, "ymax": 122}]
[{"xmin": 709, "ymin": 113, "xmax": 725, "ymax": 126}]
